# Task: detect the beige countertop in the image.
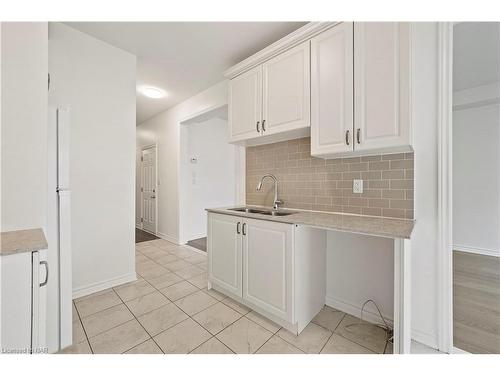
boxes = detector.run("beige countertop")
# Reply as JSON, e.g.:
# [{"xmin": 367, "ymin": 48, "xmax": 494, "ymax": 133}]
[
  {"xmin": 0, "ymin": 228, "xmax": 48, "ymax": 257},
  {"xmin": 207, "ymin": 206, "xmax": 415, "ymax": 239}
]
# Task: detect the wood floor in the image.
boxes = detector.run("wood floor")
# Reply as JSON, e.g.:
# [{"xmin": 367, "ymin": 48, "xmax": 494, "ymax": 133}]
[
  {"xmin": 453, "ymin": 250, "xmax": 500, "ymax": 353},
  {"xmin": 135, "ymin": 228, "xmax": 159, "ymax": 243},
  {"xmin": 186, "ymin": 237, "xmax": 207, "ymax": 252}
]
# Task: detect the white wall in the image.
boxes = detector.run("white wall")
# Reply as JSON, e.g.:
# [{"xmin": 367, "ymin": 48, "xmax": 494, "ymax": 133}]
[
  {"xmin": 453, "ymin": 84, "xmax": 500, "ymax": 257},
  {"xmin": 1, "ymin": 22, "xmax": 48, "ymax": 232},
  {"xmin": 326, "ymin": 232, "xmax": 394, "ymax": 323},
  {"xmin": 181, "ymin": 115, "xmax": 236, "ymax": 241},
  {"xmin": 48, "ymin": 23, "xmax": 137, "ymax": 297},
  {"xmin": 136, "ymin": 80, "xmax": 228, "ymax": 244}
]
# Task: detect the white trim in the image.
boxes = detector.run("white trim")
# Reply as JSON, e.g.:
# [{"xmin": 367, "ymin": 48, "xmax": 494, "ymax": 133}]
[
  {"xmin": 453, "ymin": 82, "xmax": 500, "ymax": 111},
  {"xmin": 453, "ymin": 245, "xmax": 499, "ymax": 258},
  {"xmin": 393, "ymin": 238, "xmax": 412, "ymax": 354},
  {"xmin": 452, "ymin": 346, "xmax": 470, "ymax": 354},
  {"xmin": 411, "ymin": 328, "xmax": 439, "ymax": 349},
  {"xmin": 157, "ymin": 231, "xmax": 182, "ymax": 245},
  {"xmin": 437, "ymin": 22, "xmax": 454, "ymax": 354},
  {"xmin": 178, "ymin": 103, "xmax": 227, "ymax": 125},
  {"xmin": 235, "ymin": 146, "xmax": 246, "ymax": 205},
  {"xmin": 325, "ymin": 296, "xmax": 394, "ymax": 327},
  {"xmin": 224, "ymin": 22, "xmax": 338, "ymax": 79},
  {"xmin": 182, "ymin": 244, "xmax": 208, "ymax": 256},
  {"xmin": 72, "ymin": 273, "xmax": 137, "ymax": 299}
]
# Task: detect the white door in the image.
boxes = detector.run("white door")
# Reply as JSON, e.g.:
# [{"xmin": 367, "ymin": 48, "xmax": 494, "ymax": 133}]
[
  {"xmin": 262, "ymin": 41, "xmax": 310, "ymax": 136},
  {"xmin": 208, "ymin": 213, "xmax": 242, "ymax": 297},
  {"xmin": 311, "ymin": 23, "xmax": 354, "ymax": 157},
  {"xmin": 354, "ymin": 22, "xmax": 411, "ymax": 151},
  {"xmin": 242, "ymin": 218, "xmax": 294, "ymax": 322},
  {"xmin": 141, "ymin": 146, "xmax": 156, "ymax": 234},
  {"xmin": 228, "ymin": 65, "xmax": 263, "ymax": 142}
]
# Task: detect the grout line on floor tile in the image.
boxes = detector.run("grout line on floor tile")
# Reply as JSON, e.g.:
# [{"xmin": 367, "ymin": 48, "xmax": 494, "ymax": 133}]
[
  {"xmin": 113, "ymin": 287, "xmax": 164, "ymax": 353},
  {"xmin": 332, "ymin": 314, "xmax": 384, "ymax": 354},
  {"xmin": 73, "ymin": 300, "xmax": 94, "ymax": 354}
]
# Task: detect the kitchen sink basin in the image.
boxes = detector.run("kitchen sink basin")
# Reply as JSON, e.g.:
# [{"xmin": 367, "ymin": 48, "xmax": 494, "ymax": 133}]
[
  {"xmin": 228, "ymin": 207, "xmax": 297, "ymax": 217},
  {"xmin": 229, "ymin": 207, "xmax": 269, "ymax": 214}
]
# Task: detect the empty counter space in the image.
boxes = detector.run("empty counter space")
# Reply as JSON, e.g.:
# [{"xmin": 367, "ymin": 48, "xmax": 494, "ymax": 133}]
[
  {"xmin": 206, "ymin": 207, "xmax": 414, "ymax": 353},
  {"xmin": 1, "ymin": 228, "xmax": 49, "ymax": 353},
  {"xmin": 1, "ymin": 228, "xmax": 48, "ymax": 256},
  {"xmin": 207, "ymin": 206, "xmax": 414, "ymax": 239}
]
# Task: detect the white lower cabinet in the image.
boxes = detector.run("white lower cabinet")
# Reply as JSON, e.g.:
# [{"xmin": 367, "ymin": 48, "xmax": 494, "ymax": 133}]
[
  {"xmin": 207, "ymin": 213, "xmax": 242, "ymax": 297},
  {"xmin": 208, "ymin": 213, "xmax": 326, "ymax": 334},
  {"xmin": 242, "ymin": 218, "xmax": 294, "ymax": 323},
  {"xmin": 0, "ymin": 249, "xmax": 48, "ymax": 353}
]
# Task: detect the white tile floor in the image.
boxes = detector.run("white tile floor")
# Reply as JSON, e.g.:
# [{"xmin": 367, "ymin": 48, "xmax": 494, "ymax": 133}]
[{"xmin": 61, "ymin": 238, "xmax": 397, "ymax": 354}]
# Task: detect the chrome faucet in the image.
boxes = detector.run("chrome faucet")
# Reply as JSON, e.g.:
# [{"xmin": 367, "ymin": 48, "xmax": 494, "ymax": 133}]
[{"xmin": 256, "ymin": 174, "xmax": 283, "ymax": 210}]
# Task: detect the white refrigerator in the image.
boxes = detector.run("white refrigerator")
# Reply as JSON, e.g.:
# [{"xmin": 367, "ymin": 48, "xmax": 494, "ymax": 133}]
[{"xmin": 47, "ymin": 108, "xmax": 72, "ymax": 352}]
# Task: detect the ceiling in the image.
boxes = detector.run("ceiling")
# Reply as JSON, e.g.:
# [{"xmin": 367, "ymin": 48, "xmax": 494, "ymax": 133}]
[
  {"xmin": 453, "ymin": 22, "xmax": 500, "ymax": 91},
  {"xmin": 66, "ymin": 22, "xmax": 307, "ymax": 124}
]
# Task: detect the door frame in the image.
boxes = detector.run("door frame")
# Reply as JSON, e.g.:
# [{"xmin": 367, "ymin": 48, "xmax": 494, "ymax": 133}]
[
  {"xmin": 437, "ymin": 22, "xmax": 454, "ymax": 354},
  {"xmin": 140, "ymin": 143, "xmax": 158, "ymax": 235}
]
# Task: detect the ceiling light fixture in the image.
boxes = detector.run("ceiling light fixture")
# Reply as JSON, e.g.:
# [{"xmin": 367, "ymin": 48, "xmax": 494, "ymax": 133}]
[{"xmin": 139, "ymin": 86, "xmax": 167, "ymax": 99}]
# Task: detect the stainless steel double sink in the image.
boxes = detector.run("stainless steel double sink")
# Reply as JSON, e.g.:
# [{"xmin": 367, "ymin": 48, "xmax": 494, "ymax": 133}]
[{"xmin": 229, "ymin": 207, "xmax": 297, "ymax": 217}]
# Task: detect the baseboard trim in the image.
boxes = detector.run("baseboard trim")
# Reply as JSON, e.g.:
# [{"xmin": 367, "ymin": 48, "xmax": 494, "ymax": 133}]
[
  {"xmin": 183, "ymin": 244, "xmax": 207, "ymax": 255},
  {"xmin": 453, "ymin": 245, "xmax": 499, "ymax": 258},
  {"xmin": 325, "ymin": 295, "xmax": 439, "ymax": 349},
  {"xmin": 452, "ymin": 346, "xmax": 470, "ymax": 354},
  {"xmin": 187, "ymin": 233, "xmax": 206, "ymax": 241},
  {"xmin": 157, "ymin": 231, "xmax": 181, "ymax": 245},
  {"xmin": 325, "ymin": 295, "xmax": 394, "ymax": 327},
  {"xmin": 411, "ymin": 328, "xmax": 439, "ymax": 349},
  {"xmin": 72, "ymin": 272, "xmax": 137, "ymax": 299}
]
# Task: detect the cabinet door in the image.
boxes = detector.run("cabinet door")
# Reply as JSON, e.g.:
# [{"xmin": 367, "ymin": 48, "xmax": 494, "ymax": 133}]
[
  {"xmin": 207, "ymin": 213, "xmax": 242, "ymax": 297},
  {"xmin": 228, "ymin": 66, "xmax": 262, "ymax": 142},
  {"xmin": 242, "ymin": 218, "xmax": 294, "ymax": 322},
  {"xmin": 0, "ymin": 252, "xmax": 33, "ymax": 351},
  {"xmin": 262, "ymin": 41, "xmax": 310, "ymax": 136},
  {"xmin": 354, "ymin": 22, "xmax": 411, "ymax": 151},
  {"xmin": 32, "ymin": 249, "xmax": 48, "ymax": 352},
  {"xmin": 311, "ymin": 23, "xmax": 354, "ymax": 157}
]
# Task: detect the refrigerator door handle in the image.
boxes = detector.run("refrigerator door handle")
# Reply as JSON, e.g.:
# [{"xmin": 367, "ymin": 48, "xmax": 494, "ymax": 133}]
[{"xmin": 40, "ymin": 261, "xmax": 49, "ymax": 287}]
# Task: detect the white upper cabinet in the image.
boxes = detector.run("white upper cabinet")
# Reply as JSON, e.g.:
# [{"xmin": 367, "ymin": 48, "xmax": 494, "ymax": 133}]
[
  {"xmin": 228, "ymin": 66, "xmax": 262, "ymax": 142},
  {"xmin": 353, "ymin": 22, "xmax": 411, "ymax": 152},
  {"xmin": 310, "ymin": 22, "xmax": 354, "ymax": 156},
  {"xmin": 261, "ymin": 41, "xmax": 310, "ymax": 137},
  {"xmin": 226, "ymin": 22, "xmax": 412, "ymax": 155}
]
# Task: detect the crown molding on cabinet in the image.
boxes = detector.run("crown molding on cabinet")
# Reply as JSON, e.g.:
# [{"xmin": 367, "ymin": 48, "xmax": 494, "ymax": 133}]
[{"xmin": 224, "ymin": 22, "xmax": 339, "ymax": 79}]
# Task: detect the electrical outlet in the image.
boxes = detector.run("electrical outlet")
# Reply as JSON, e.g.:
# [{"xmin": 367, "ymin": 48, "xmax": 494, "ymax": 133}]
[{"xmin": 353, "ymin": 179, "xmax": 363, "ymax": 194}]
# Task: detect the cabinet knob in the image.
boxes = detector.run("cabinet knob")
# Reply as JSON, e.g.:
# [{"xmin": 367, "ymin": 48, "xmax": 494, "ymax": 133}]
[
  {"xmin": 262, "ymin": 120, "xmax": 266, "ymax": 132},
  {"xmin": 345, "ymin": 130, "xmax": 350, "ymax": 145},
  {"xmin": 242, "ymin": 223, "xmax": 247, "ymax": 235},
  {"xmin": 357, "ymin": 128, "xmax": 361, "ymax": 144},
  {"xmin": 236, "ymin": 221, "xmax": 241, "ymax": 234},
  {"xmin": 256, "ymin": 121, "xmax": 260, "ymax": 133}
]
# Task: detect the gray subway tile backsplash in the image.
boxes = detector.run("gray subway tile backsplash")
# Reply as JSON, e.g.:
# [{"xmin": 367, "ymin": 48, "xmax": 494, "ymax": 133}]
[{"xmin": 246, "ymin": 137, "xmax": 414, "ymax": 219}]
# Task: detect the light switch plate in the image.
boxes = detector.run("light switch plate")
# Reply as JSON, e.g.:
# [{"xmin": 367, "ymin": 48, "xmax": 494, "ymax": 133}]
[{"xmin": 353, "ymin": 179, "xmax": 363, "ymax": 194}]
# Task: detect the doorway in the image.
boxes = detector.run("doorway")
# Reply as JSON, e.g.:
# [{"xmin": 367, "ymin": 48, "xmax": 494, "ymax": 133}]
[
  {"xmin": 451, "ymin": 22, "xmax": 500, "ymax": 353},
  {"xmin": 140, "ymin": 145, "xmax": 158, "ymax": 235},
  {"xmin": 179, "ymin": 104, "xmax": 242, "ymax": 251}
]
